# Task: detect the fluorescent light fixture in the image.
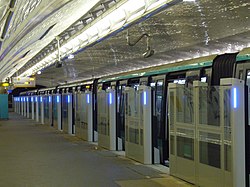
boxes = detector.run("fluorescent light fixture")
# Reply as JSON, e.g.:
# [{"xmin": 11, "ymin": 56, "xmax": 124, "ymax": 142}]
[
  {"xmin": 37, "ymin": 71, "xmax": 41, "ymax": 75},
  {"xmin": 146, "ymin": 0, "xmax": 167, "ymax": 11},
  {"xmin": 96, "ymin": 19, "xmax": 111, "ymax": 37},
  {"xmin": 183, "ymin": 0, "xmax": 195, "ymax": 2},
  {"xmin": 122, "ymin": 0, "xmax": 146, "ymax": 22},
  {"xmin": 68, "ymin": 54, "xmax": 74, "ymax": 59},
  {"xmin": 86, "ymin": 26, "xmax": 99, "ymax": 43}
]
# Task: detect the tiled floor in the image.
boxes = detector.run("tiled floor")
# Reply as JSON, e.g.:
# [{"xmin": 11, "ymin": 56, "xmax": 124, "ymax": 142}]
[{"xmin": 0, "ymin": 113, "xmax": 193, "ymax": 187}]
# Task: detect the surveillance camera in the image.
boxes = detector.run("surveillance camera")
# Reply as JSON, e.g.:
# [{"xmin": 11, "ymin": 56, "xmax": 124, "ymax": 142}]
[
  {"xmin": 55, "ymin": 60, "xmax": 62, "ymax": 68},
  {"xmin": 143, "ymin": 47, "xmax": 154, "ymax": 58}
]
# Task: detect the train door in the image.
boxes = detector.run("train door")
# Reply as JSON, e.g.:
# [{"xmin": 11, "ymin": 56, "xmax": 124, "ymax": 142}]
[
  {"xmin": 150, "ymin": 75, "xmax": 167, "ymax": 165},
  {"xmin": 116, "ymin": 80, "xmax": 127, "ymax": 151}
]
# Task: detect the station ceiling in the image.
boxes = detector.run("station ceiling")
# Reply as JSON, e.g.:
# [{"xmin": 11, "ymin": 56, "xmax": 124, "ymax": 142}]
[{"xmin": 0, "ymin": 0, "xmax": 249, "ymax": 87}]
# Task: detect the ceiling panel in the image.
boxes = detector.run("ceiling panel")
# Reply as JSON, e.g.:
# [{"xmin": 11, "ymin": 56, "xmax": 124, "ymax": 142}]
[{"xmin": 36, "ymin": 0, "xmax": 250, "ymax": 86}]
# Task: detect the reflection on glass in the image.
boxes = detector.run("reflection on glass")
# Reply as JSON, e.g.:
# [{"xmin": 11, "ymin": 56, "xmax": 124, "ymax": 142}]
[
  {"xmin": 62, "ymin": 95, "xmax": 69, "ymax": 131},
  {"xmin": 97, "ymin": 91, "xmax": 109, "ymax": 135},
  {"xmin": 199, "ymin": 132, "xmax": 221, "ymax": 168},
  {"xmin": 53, "ymin": 95, "xmax": 58, "ymax": 127},
  {"xmin": 177, "ymin": 136, "xmax": 194, "ymax": 160},
  {"xmin": 125, "ymin": 88, "xmax": 145, "ymax": 145},
  {"xmin": 224, "ymin": 144, "xmax": 231, "ymax": 171},
  {"xmin": 199, "ymin": 87, "xmax": 220, "ymax": 126},
  {"xmin": 44, "ymin": 96, "xmax": 50, "ymax": 124},
  {"xmin": 176, "ymin": 87, "xmax": 193, "ymax": 124}
]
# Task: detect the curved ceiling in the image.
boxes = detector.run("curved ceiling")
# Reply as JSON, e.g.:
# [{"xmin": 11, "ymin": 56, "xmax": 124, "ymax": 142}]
[
  {"xmin": 36, "ymin": 0, "xmax": 250, "ymax": 86},
  {"xmin": 0, "ymin": 0, "xmax": 249, "ymax": 87}
]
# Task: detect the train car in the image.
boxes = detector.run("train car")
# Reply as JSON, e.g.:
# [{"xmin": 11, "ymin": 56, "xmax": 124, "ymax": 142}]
[{"xmin": 18, "ymin": 51, "xmax": 250, "ymax": 170}]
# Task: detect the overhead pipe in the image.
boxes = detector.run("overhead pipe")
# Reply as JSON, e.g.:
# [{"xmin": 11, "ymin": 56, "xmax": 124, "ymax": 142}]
[
  {"xmin": 0, "ymin": 0, "xmax": 16, "ymax": 47},
  {"xmin": 126, "ymin": 30, "xmax": 154, "ymax": 58}
]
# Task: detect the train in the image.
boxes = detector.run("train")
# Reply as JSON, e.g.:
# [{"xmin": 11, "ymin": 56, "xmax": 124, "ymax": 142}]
[{"xmin": 14, "ymin": 50, "xmax": 250, "ymax": 172}]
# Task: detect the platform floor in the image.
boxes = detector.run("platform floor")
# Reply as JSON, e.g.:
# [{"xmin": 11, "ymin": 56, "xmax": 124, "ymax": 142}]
[{"xmin": 0, "ymin": 113, "xmax": 192, "ymax": 187}]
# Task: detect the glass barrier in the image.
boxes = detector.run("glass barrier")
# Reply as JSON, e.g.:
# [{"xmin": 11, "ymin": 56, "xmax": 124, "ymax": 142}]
[
  {"xmin": 175, "ymin": 87, "xmax": 194, "ymax": 124},
  {"xmin": 97, "ymin": 91, "xmax": 109, "ymax": 135},
  {"xmin": 199, "ymin": 87, "xmax": 220, "ymax": 126},
  {"xmin": 75, "ymin": 94, "xmax": 81, "ymax": 130},
  {"xmin": 125, "ymin": 88, "xmax": 144, "ymax": 145},
  {"xmin": 52, "ymin": 95, "xmax": 58, "ymax": 127},
  {"xmin": 44, "ymin": 96, "xmax": 50, "ymax": 124},
  {"xmin": 199, "ymin": 131, "xmax": 221, "ymax": 168},
  {"xmin": 82, "ymin": 93, "xmax": 88, "ymax": 129},
  {"xmin": 62, "ymin": 95, "xmax": 68, "ymax": 130},
  {"xmin": 169, "ymin": 84, "xmax": 234, "ymax": 171}
]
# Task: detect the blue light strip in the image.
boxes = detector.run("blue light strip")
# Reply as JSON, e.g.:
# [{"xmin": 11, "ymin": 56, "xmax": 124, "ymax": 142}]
[
  {"xmin": 35, "ymin": 97, "xmax": 38, "ymax": 102},
  {"xmin": 31, "ymin": 97, "xmax": 33, "ymax": 102},
  {"xmin": 87, "ymin": 94, "xmax": 90, "ymax": 104},
  {"xmin": 68, "ymin": 95, "xmax": 70, "ymax": 103},
  {"xmin": 40, "ymin": 97, "xmax": 43, "ymax": 102},
  {"xmin": 24, "ymin": 97, "xmax": 26, "ymax": 102},
  {"xmin": 57, "ymin": 95, "xmax": 60, "ymax": 103},
  {"xmin": 144, "ymin": 91, "xmax": 147, "ymax": 105},
  {"xmin": 233, "ymin": 88, "xmax": 237, "ymax": 109},
  {"xmin": 109, "ymin": 92, "xmax": 112, "ymax": 105},
  {"xmin": 49, "ymin": 96, "xmax": 51, "ymax": 102}
]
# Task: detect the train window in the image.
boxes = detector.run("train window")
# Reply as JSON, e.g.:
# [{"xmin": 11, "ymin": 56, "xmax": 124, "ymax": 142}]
[
  {"xmin": 173, "ymin": 79, "xmax": 186, "ymax": 85},
  {"xmin": 186, "ymin": 70, "xmax": 200, "ymax": 87},
  {"xmin": 201, "ymin": 68, "xmax": 212, "ymax": 85},
  {"xmin": 201, "ymin": 77, "xmax": 207, "ymax": 83}
]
